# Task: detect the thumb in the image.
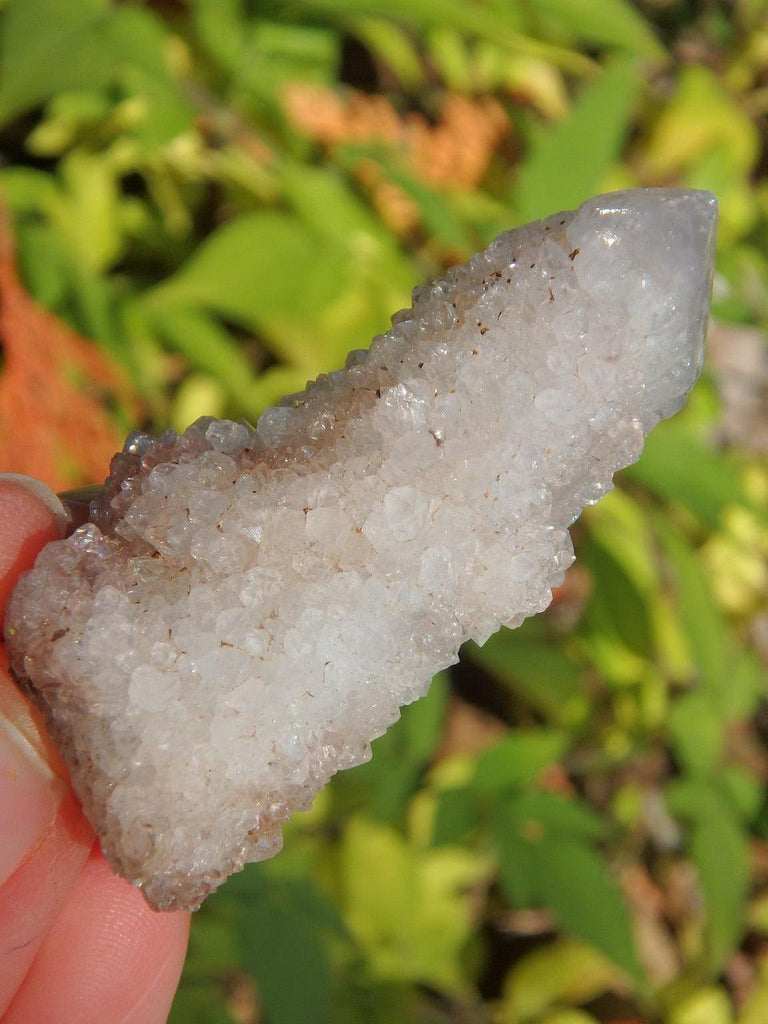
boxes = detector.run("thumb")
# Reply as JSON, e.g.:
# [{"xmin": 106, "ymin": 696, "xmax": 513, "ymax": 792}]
[
  {"xmin": 0, "ymin": 474, "xmax": 71, "ymax": 887},
  {"xmin": 0, "ymin": 474, "xmax": 68, "ymax": 623}
]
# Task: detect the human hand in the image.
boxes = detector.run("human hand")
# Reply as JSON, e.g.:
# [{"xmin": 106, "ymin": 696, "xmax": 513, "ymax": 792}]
[{"xmin": 0, "ymin": 476, "xmax": 190, "ymax": 1023}]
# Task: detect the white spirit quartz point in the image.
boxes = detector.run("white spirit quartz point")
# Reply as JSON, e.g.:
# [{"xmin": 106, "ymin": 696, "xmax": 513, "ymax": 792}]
[{"xmin": 5, "ymin": 189, "xmax": 717, "ymax": 910}]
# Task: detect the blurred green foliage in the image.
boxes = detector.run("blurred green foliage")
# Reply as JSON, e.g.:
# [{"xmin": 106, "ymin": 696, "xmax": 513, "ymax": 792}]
[{"xmin": 1, "ymin": 1, "xmax": 767, "ymax": 1021}]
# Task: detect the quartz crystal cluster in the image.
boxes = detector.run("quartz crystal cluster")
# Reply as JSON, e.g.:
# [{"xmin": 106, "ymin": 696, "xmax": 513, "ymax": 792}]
[{"xmin": 5, "ymin": 189, "xmax": 717, "ymax": 910}]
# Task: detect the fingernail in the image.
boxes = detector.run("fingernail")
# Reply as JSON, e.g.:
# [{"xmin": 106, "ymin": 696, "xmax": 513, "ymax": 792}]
[
  {"xmin": 0, "ymin": 714, "xmax": 67, "ymax": 886},
  {"xmin": 0, "ymin": 475, "xmax": 68, "ymax": 538}
]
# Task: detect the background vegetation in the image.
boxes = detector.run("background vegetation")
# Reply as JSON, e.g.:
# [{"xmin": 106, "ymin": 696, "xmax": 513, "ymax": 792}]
[{"xmin": 0, "ymin": 1, "xmax": 767, "ymax": 1021}]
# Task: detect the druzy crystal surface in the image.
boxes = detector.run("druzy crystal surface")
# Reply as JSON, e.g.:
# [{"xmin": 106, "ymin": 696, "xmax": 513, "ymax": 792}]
[{"xmin": 6, "ymin": 189, "xmax": 717, "ymax": 910}]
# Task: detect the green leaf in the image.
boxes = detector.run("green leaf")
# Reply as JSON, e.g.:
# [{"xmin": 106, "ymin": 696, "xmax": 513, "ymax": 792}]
[
  {"xmin": 514, "ymin": 57, "xmax": 642, "ymax": 222},
  {"xmin": 426, "ymin": 25, "xmax": 473, "ymax": 92},
  {"xmin": 502, "ymin": 792, "xmax": 608, "ymax": 842},
  {"xmin": 13, "ymin": 221, "xmax": 71, "ymax": 310},
  {"xmin": 58, "ymin": 150, "xmax": 124, "ymax": 274},
  {"xmin": 582, "ymin": 487, "xmax": 657, "ymax": 596},
  {"xmin": 182, "ymin": 911, "xmax": 242, "ymax": 979},
  {"xmin": 0, "ymin": 0, "xmax": 113, "ymax": 127},
  {"xmin": 624, "ymin": 419, "xmax": 747, "ymax": 531},
  {"xmin": 494, "ymin": 830, "xmax": 541, "ymax": 908},
  {"xmin": 654, "ymin": 519, "xmax": 733, "ymax": 705},
  {"xmin": 692, "ymin": 815, "xmax": 750, "ymax": 971},
  {"xmin": 148, "ymin": 212, "xmax": 344, "ymax": 322},
  {"xmin": 146, "ymin": 211, "xmax": 349, "ymax": 369},
  {"xmin": 289, "ymin": 0, "xmax": 596, "ymax": 75},
  {"xmin": 493, "ymin": 795, "xmax": 610, "ymax": 912},
  {"xmin": 348, "ymin": 16, "xmax": 425, "ymax": 89},
  {"xmin": 0, "ymin": 0, "xmax": 190, "ymax": 143},
  {"xmin": 724, "ymin": 650, "xmax": 768, "ymax": 722},
  {"xmin": 278, "ymin": 158, "xmax": 411, "ymax": 271},
  {"xmin": 399, "ymin": 671, "xmax": 450, "ymax": 764},
  {"xmin": 640, "ymin": 64, "xmax": 758, "ymax": 180},
  {"xmin": 341, "ymin": 818, "xmax": 486, "ymax": 991},
  {"xmin": 668, "ymin": 987, "xmax": 733, "ymax": 1024},
  {"xmin": 582, "ymin": 535, "xmax": 654, "ymax": 660},
  {"xmin": 432, "ymin": 787, "xmax": 480, "ymax": 847},
  {"xmin": 107, "ymin": 6, "xmax": 194, "ymax": 145},
  {"xmin": 720, "ymin": 766, "xmax": 765, "ymax": 824},
  {"xmin": 666, "ymin": 778, "xmax": 750, "ymax": 969},
  {"xmin": 239, "ymin": 20, "xmax": 340, "ymax": 95},
  {"xmin": 168, "ymin": 983, "xmax": 236, "ymax": 1024},
  {"xmin": 494, "ymin": 808, "xmax": 639, "ymax": 979},
  {"xmin": 472, "ymin": 730, "xmax": 566, "ymax": 794},
  {"xmin": 187, "ymin": 0, "xmax": 246, "ymax": 78},
  {"xmin": 230, "ymin": 867, "xmax": 346, "ymax": 1024},
  {"xmin": 145, "ymin": 306, "xmax": 259, "ymax": 412},
  {"xmin": 172, "ymin": 374, "xmax": 227, "ymax": 433},
  {"xmin": 465, "ymin": 621, "xmax": 589, "ymax": 726},
  {"xmin": 531, "ymin": 840, "xmax": 640, "ymax": 980},
  {"xmin": 540, "ymin": 1012, "xmax": 601, "ymax": 1024},
  {"xmin": 498, "ymin": 939, "xmax": 627, "ymax": 1023},
  {"xmin": 532, "ymin": 0, "xmax": 665, "ymax": 57},
  {"xmin": 0, "ymin": 167, "xmax": 60, "ymax": 213},
  {"xmin": 668, "ymin": 693, "xmax": 725, "ymax": 776}
]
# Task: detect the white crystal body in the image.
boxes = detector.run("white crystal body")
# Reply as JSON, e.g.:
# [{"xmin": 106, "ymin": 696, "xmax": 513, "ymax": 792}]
[{"xmin": 6, "ymin": 189, "xmax": 717, "ymax": 910}]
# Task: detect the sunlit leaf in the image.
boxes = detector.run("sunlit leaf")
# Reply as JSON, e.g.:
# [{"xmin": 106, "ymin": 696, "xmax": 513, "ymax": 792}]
[
  {"xmin": 341, "ymin": 818, "xmax": 485, "ymax": 991},
  {"xmin": 533, "ymin": 0, "xmax": 665, "ymax": 57},
  {"xmin": 582, "ymin": 536, "xmax": 654, "ymax": 659},
  {"xmin": 0, "ymin": 0, "xmax": 114, "ymax": 127},
  {"xmin": 540, "ymin": 1012, "xmax": 601, "ymax": 1024},
  {"xmin": 289, "ymin": 0, "xmax": 595, "ymax": 75},
  {"xmin": 640, "ymin": 64, "xmax": 758, "ymax": 180},
  {"xmin": 148, "ymin": 212, "xmax": 345, "ymax": 326},
  {"xmin": 654, "ymin": 519, "xmax": 733, "ymax": 705},
  {"xmin": 348, "ymin": 16, "xmax": 425, "ymax": 89},
  {"xmin": 107, "ymin": 6, "xmax": 194, "ymax": 145},
  {"xmin": 0, "ymin": 0, "xmax": 191, "ymax": 143},
  {"xmin": 667, "ymin": 986, "xmax": 733, "ymax": 1024},
  {"xmin": 514, "ymin": 57, "xmax": 643, "ymax": 222},
  {"xmin": 145, "ymin": 306, "xmax": 260, "ymax": 413},
  {"xmin": 624, "ymin": 418, "xmax": 747, "ymax": 530},
  {"xmin": 497, "ymin": 939, "xmax": 626, "ymax": 1023}
]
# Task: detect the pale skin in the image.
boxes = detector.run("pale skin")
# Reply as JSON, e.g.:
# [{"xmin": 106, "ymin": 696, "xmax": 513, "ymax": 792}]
[{"xmin": 0, "ymin": 477, "xmax": 190, "ymax": 1023}]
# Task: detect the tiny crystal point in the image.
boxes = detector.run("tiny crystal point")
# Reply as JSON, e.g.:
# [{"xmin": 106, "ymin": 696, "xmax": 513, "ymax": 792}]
[{"xmin": 5, "ymin": 189, "xmax": 717, "ymax": 910}]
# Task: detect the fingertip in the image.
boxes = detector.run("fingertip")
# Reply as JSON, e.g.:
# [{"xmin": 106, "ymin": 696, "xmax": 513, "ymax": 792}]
[
  {"xmin": 0, "ymin": 476, "xmax": 69, "ymax": 537},
  {"xmin": 3, "ymin": 849, "xmax": 191, "ymax": 1024},
  {"xmin": 0, "ymin": 476, "xmax": 67, "ymax": 624},
  {"xmin": 0, "ymin": 791, "xmax": 94, "ymax": 1015}
]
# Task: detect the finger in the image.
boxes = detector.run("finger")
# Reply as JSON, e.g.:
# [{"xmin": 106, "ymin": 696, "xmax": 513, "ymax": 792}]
[
  {"xmin": 0, "ymin": 475, "xmax": 94, "ymax": 1012},
  {"xmin": 3, "ymin": 848, "xmax": 190, "ymax": 1024},
  {"xmin": 0, "ymin": 474, "xmax": 67, "ymax": 622},
  {"xmin": 0, "ymin": 793, "xmax": 93, "ymax": 1015},
  {"xmin": 0, "ymin": 476, "xmax": 72, "ymax": 888}
]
